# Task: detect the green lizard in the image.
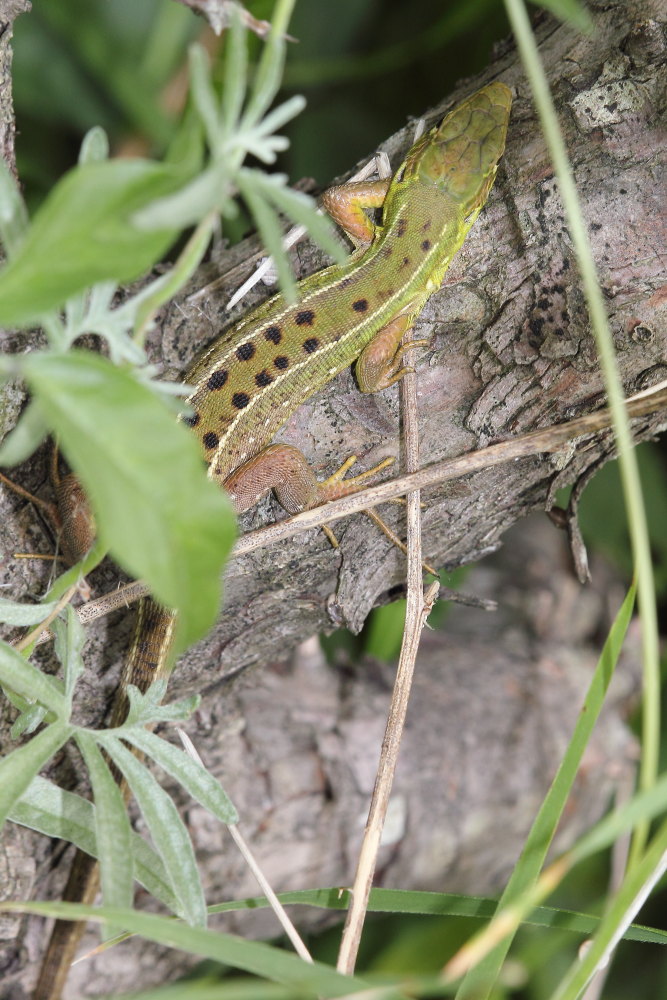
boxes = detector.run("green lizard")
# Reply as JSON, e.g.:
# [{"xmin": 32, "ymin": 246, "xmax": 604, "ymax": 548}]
[{"xmin": 32, "ymin": 81, "xmax": 511, "ymax": 999}]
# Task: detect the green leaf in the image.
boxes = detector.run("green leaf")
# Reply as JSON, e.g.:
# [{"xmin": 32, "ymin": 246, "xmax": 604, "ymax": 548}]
[
  {"xmin": 0, "ymin": 159, "xmax": 186, "ymax": 327},
  {"xmin": 134, "ymin": 213, "xmax": 217, "ymax": 335},
  {"xmin": 243, "ymin": 168, "xmax": 346, "ymax": 266},
  {"xmin": 551, "ymin": 821, "xmax": 667, "ymax": 999},
  {"xmin": 256, "ymin": 96, "xmax": 307, "ymax": 140},
  {"xmin": 207, "ymin": 886, "xmax": 667, "ymax": 946},
  {"xmin": 236, "ymin": 172, "xmax": 295, "ymax": 301},
  {"xmin": 0, "ymin": 157, "xmax": 29, "ymax": 257},
  {"xmin": 9, "ymin": 776, "xmax": 180, "ymax": 914},
  {"xmin": 188, "ymin": 44, "xmax": 221, "ymax": 152},
  {"xmin": 122, "ymin": 728, "xmax": 238, "ymax": 825},
  {"xmin": 363, "ymin": 600, "xmax": 407, "ymax": 661},
  {"xmin": 241, "ymin": 9, "xmax": 288, "ymax": 129},
  {"xmin": 22, "ymin": 351, "xmax": 236, "ymax": 652},
  {"xmin": 0, "ymin": 640, "xmax": 69, "ymax": 717},
  {"xmin": 99, "ymin": 734, "xmax": 207, "ymax": 927},
  {"xmin": 0, "ymin": 721, "xmax": 72, "ymax": 829},
  {"xmin": 131, "ymin": 165, "xmax": 226, "ymax": 231},
  {"xmin": 0, "ymin": 597, "xmax": 60, "ymax": 627},
  {"xmin": 76, "ymin": 732, "xmax": 133, "ymax": 934},
  {"xmin": 11, "ymin": 704, "xmax": 48, "ymax": 739},
  {"xmin": 0, "ymin": 399, "xmax": 49, "ymax": 466},
  {"xmin": 220, "ymin": 10, "xmax": 248, "ymax": 137},
  {"xmin": 53, "ymin": 604, "xmax": 86, "ymax": 702},
  {"xmin": 122, "ymin": 678, "xmax": 200, "ymax": 726},
  {"xmin": 531, "ymin": 0, "xmax": 592, "ymax": 31},
  {"xmin": 79, "ymin": 125, "xmax": 109, "ymax": 165}
]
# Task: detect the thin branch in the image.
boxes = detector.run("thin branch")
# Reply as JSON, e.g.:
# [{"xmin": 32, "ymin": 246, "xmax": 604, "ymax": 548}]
[
  {"xmin": 337, "ymin": 331, "xmax": 437, "ymax": 974},
  {"xmin": 31, "ymin": 383, "xmax": 667, "ymax": 642}
]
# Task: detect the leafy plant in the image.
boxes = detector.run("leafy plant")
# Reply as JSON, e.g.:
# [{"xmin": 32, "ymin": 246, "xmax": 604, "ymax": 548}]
[{"xmin": 1, "ymin": 0, "xmax": 665, "ymax": 997}]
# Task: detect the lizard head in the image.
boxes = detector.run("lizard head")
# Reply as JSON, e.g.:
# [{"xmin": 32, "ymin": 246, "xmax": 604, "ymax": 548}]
[{"xmin": 398, "ymin": 81, "xmax": 512, "ymax": 221}]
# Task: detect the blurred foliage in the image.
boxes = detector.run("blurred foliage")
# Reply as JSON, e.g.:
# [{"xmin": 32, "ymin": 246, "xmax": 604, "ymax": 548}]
[
  {"xmin": 575, "ymin": 443, "xmax": 667, "ymax": 599},
  {"xmin": 7, "ymin": 0, "xmax": 667, "ymax": 995},
  {"xmin": 12, "ymin": 0, "xmax": 510, "ymax": 205}
]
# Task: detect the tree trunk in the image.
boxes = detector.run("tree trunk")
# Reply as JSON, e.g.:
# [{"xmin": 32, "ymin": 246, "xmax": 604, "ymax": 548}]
[{"xmin": 1, "ymin": 0, "xmax": 665, "ymax": 995}]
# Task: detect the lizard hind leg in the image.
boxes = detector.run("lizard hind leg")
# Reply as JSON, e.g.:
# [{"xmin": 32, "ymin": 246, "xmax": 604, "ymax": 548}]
[
  {"xmin": 224, "ymin": 446, "xmax": 438, "ymax": 576},
  {"xmin": 224, "ymin": 444, "xmax": 394, "ymax": 516}
]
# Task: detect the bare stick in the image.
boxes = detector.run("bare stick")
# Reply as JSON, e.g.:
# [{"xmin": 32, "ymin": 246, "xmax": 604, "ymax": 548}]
[
  {"xmin": 177, "ymin": 729, "xmax": 314, "ymax": 965},
  {"xmin": 337, "ymin": 331, "xmax": 439, "ymax": 974}
]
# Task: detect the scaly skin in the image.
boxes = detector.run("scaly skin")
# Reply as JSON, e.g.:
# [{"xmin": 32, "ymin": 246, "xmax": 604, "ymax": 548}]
[
  {"xmin": 32, "ymin": 82, "xmax": 511, "ymax": 1000},
  {"xmin": 186, "ymin": 81, "xmax": 512, "ymax": 509}
]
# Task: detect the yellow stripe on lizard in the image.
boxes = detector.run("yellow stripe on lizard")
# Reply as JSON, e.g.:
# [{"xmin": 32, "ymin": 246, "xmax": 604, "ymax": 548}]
[{"xmin": 33, "ymin": 81, "xmax": 511, "ymax": 1000}]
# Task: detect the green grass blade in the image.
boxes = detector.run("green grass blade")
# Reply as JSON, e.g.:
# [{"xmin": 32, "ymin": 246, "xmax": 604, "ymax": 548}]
[
  {"xmin": 551, "ymin": 820, "xmax": 667, "ymax": 1000},
  {"xmin": 454, "ymin": 581, "xmax": 636, "ymax": 997},
  {"xmin": 206, "ymin": 886, "xmax": 667, "ymax": 946},
  {"xmin": 0, "ymin": 901, "xmax": 370, "ymax": 997},
  {"xmin": 503, "ymin": 0, "xmax": 660, "ymax": 862}
]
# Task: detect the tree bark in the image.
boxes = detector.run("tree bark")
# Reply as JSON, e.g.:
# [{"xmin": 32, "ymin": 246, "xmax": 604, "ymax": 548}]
[{"xmin": 1, "ymin": 0, "xmax": 665, "ymax": 995}]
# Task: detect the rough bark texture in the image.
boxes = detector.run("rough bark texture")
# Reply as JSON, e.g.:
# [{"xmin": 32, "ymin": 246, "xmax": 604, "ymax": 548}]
[
  {"xmin": 0, "ymin": 0, "xmax": 665, "ymax": 995},
  {"xmin": 0, "ymin": 0, "xmax": 28, "ymax": 178}
]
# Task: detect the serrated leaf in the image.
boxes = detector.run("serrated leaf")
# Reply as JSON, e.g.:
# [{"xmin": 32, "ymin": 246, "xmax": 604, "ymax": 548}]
[
  {"xmin": 99, "ymin": 735, "xmax": 207, "ymax": 927},
  {"xmin": 0, "ymin": 159, "xmax": 186, "ymax": 327},
  {"xmin": 123, "ymin": 728, "xmax": 238, "ymax": 824},
  {"xmin": 22, "ymin": 351, "xmax": 236, "ymax": 652},
  {"xmin": 123, "ymin": 679, "xmax": 199, "ymax": 725}
]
